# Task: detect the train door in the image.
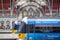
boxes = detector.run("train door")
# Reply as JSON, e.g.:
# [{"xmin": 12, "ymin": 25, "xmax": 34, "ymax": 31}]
[
  {"xmin": 0, "ymin": 21, "xmax": 5, "ymax": 30},
  {"xmin": 6, "ymin": 21, "xmax": 10, "ymax": 29}
]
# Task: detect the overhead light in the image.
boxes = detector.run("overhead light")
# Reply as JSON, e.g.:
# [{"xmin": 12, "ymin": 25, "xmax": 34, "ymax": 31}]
[
  {"xmin": 41, "ymin": 1, "xmax": 46, "ymax": 5},
  {"xmin": 8, "ymin": 7, "xmax": 11, "ymax": 10},
  {"xmin": 16, "ymin": 1, "xmax": 26, "ymax": 6}
]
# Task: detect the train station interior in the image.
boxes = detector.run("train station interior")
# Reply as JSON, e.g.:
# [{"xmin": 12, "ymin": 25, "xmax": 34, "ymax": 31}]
[{"xmin": 0, "ymin": 0, "xmax": 60, "ymax": 40}]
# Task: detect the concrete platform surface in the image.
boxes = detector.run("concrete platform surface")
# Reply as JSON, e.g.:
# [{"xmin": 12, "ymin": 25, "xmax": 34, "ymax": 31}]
[{"xmin": 0, "ymin": 33, "xmax": 18, "ymax": 39}]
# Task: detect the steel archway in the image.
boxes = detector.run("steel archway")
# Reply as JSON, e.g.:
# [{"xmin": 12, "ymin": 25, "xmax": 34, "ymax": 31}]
[{"xmin": 17, "ymin": 2, "xmax": 45, "ymax": 18}]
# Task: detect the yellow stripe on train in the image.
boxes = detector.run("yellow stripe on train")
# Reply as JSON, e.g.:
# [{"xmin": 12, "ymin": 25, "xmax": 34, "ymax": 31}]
[{"xmin": 18, "ymin": 33, "xmax": 26, "ymax": 39}]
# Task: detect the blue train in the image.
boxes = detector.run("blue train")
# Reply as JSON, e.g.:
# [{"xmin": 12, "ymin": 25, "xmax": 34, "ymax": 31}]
[
  {"xmin": 25, "ymin": 18, "xmax": 60, "ymax": 40},
  {"xmin": 13, "ymin": 18, "xmax": 60, "ymax": 40}
]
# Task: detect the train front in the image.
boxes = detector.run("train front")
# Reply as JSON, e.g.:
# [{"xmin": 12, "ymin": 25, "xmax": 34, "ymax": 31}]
[{"xmin": 12, "ymin": 17, "xmax": 60, "ymax": 40}]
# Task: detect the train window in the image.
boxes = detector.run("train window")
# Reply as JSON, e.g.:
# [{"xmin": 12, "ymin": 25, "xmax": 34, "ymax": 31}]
[
  {"xmin": 19, "ymin": 22, "xmax": 26, "ymax": 33},
  {"xmin": 52, "ymin": 27, "xmax": 60, "ymax": 33},
  {"xmin": 26, "ymin": 24, "xmax": 35, "ymax": 33},
  {"xmin": 6, "ymin": 21, "xmax": 10, "ymax": 29},
  {"xmin": 20, "ymin": 24, "xmax": 60, "ymax": 33},
  {"xmin": 19, "ymin": 23, "xmax": 35, "ymax": 33},
  {"xmin": 34, "ymin": 25, "xmax": 60, "ymax": 33},
  {"xmin": 0, "ymin": 21, "xmax": 5, "ymax": 29}
]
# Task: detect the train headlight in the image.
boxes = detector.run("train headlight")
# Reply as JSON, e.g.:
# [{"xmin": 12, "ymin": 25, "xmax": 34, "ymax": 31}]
[{"xmin": 18, "ymin": 33, "xmax": 26, "ymax": 39}]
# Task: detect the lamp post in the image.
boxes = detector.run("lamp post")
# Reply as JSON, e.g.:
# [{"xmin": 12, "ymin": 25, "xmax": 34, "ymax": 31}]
[{"xmin": 8, "ymin": 7, "xmax": 13, "ymax": 30}]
